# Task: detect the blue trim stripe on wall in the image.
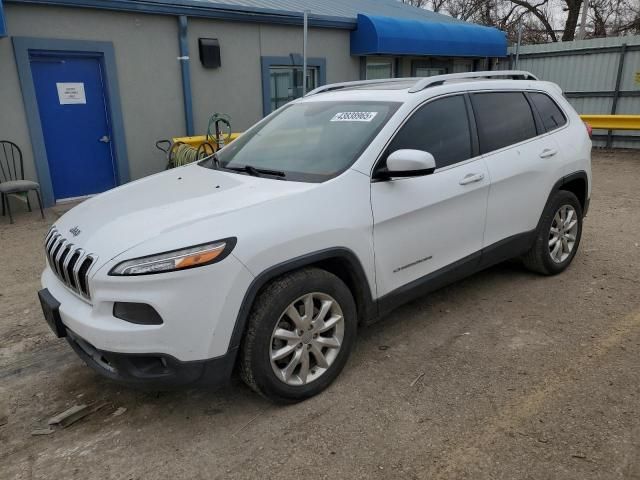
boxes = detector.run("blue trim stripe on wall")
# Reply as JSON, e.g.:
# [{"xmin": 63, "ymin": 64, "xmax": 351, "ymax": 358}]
[
  {"xmin": 12, "ymin": 37, "xmax": 130, "ymax": 207},
  {"xmin": 0, "ymin": 0, "xmax": 7, "ymax": 37}
]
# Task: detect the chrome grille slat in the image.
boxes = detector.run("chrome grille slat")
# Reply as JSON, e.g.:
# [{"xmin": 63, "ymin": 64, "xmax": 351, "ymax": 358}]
[
  {"xmin": 61, "ymin": 244, "xmax": 75, "ymax": 284},
  {"xmin": 46, "ymin": 233, "xmax": 59, "ymax": 256},
  {"xmin": 79, "ymin": 256, "xmax": 94, "ymax": 297},
  {"xmin": 73, "ymin": 250, "xmax": 87, "ymax": 294},
  {"xmin": 53, "ymin": 239, "xmax": 67, "ymax": 277},
  {"xmin": 44, "ymin": 228, "xmax": 95, "ymax": 300},
  {"xmin": 49, "ymin": 238, "xmax": 64, "ymax": 276},
  {"xmin": 44, "ymin": 228, "xmax": 56, "ymax": 246},
  {"xmin": 45, "ymin": 233, "xmax": 58, "ymax": 253}
]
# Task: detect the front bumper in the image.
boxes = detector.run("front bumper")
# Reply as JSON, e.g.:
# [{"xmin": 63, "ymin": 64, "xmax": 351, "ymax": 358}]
[
  {"xmin": 65, "ymin": 328, "xmax": 236, "ymax": 389},
  {"xmin": 40, "ymin": 252, "xmax": 253, "ymax": 362}
]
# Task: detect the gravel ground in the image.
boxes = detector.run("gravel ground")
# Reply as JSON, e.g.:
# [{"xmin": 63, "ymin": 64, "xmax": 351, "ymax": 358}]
[{"xmin": 0, "ymin": 150, "xmax": 639, "ymax": 479}]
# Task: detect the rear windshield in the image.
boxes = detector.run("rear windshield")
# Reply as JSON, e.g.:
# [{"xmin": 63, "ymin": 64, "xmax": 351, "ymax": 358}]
[{"xmin": 201, "ymin": 101, "xmax": 400, "ymax": 182}]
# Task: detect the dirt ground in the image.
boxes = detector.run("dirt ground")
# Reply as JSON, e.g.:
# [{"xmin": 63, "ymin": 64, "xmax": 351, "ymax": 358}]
[{"xmin": 0, "ymin": 150, "xmax": 639, "ymax": 479}]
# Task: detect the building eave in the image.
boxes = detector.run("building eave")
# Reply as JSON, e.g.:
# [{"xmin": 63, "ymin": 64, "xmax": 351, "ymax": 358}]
[{"xmin": 5, "ymin": 0, "xmax": 358, "ymax": 29}]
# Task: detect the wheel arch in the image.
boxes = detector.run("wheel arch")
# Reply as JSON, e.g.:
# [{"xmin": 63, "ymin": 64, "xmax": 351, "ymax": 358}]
[
  {"xmin": 556, "ymin": 171, "xmax": 589, "ymax": 216},
  {"xmin": 227, "ymin": 248, "xmax": 377, "ymax": 356}
]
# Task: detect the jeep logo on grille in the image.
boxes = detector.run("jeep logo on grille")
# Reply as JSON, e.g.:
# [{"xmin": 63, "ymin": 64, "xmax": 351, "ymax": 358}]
[{"xmin": 69, "ymin": 226, "xmax": 81, "ymax": 237}]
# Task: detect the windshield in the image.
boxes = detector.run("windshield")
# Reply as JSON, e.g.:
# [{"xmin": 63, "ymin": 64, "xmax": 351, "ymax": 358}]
[{"xmin": 200, "ymin": 101, "xmax": 400, "ymax": 182}]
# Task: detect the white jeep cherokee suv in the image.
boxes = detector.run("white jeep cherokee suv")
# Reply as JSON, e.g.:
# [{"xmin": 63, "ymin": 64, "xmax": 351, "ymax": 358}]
[{"xmin": 39, "ymin": 71, "xmax": 591, "ymax": 403}]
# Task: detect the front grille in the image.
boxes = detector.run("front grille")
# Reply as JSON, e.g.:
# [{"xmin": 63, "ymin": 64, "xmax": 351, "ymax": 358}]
[{"xmin": 44, "ymin": 227, "xmax": 95, "ymax": 300}]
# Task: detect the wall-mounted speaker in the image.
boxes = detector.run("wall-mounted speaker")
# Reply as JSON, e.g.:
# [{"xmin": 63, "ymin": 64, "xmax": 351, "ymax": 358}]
[{"xmin": 199, "ymin": 38, "xmax": 221, "ymax": 68}]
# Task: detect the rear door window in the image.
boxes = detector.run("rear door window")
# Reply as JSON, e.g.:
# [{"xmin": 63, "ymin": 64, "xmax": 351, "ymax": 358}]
[
  {"xmin": 529, "ymin": 92, "xmax": 567, "ymax": 132},
  {"xmin": 471, "ymin": 92, "xmax": 537, "ymax": 154},
  {"xmin": 386, "ymin": 95, "xmax": 472, "ymax": 169}
]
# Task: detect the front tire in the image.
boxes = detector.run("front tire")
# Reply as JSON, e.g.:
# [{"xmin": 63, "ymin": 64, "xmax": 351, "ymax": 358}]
[
  {"xmin": 239, "ymin": 268, "xmax": 357, "ymax": 403},
  {"xmin": 523, "ymin": 190, "xmax": 583, "ymax": 275}
]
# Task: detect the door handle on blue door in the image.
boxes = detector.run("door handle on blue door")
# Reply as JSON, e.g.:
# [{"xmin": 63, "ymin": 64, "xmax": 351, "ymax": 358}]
[
  {"xmin": 539, "ymin": 148, "xmax": 557, "ymax": 158},
  {"xmin": 98, "ymin": 135, "xmax": 110, "ymax": 143},
  {"xmin": 459, "ymin": 173, "xmax": 485, "ymax": 185}
]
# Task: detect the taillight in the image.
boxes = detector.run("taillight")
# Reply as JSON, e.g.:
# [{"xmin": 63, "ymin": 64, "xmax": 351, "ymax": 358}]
[{"xmin": 584, "ymin": 121, "xmax": 593, "ymax": 139}]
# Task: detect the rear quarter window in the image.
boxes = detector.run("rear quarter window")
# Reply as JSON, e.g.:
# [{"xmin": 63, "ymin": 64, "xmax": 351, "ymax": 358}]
[
  {"xmin": 471, "ymin": 92, "xmax": 537, "ymax": 154},
  {"xmin": 529, "ymin": 92, "xmax": 567, "ymax": 132}
]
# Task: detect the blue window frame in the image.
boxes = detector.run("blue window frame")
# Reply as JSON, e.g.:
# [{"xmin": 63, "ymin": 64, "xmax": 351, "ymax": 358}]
[
  {"xmin": 260, "ymin": 55, "xmax": 326, "ymax": 116},
  {"xmin": 0, "ymin": 0, "xmax": 6, "ymax": 38}
]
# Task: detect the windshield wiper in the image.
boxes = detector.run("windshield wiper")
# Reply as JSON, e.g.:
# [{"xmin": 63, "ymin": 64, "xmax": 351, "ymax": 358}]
[{"xmin": 225, "ymin": 165, "xmax": 286, "ymax": 178}]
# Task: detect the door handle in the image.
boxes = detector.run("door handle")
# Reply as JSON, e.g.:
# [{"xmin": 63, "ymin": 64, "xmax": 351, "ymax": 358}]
[
  {"xmin": 459, "ymin": 173, "xmax": 485, "ymax": 185},
  {"xmin": 98, "ymin": 135, "xmax": 110, "ymax": 143},
  {"xmin": 539, "ymin": 148, "xmax": 557, "ymax": 159}
]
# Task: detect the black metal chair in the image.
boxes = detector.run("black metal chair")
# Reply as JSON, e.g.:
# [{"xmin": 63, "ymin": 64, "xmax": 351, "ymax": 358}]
[{"xmin": 0, "ymin": 141, "xmax": 44, "ymax": 224}]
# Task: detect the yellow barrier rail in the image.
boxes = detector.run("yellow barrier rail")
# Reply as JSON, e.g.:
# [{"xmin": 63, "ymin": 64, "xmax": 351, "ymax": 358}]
[
  {"xmin": 171, "ymin": 116, "xmax": 639, "ymax": 148},
  {"xmin": 579, "ymin": 115, "xmax": 640, "ymax": 131},
  {"xmin": 172, "ymin": 133, "xmax": 242, "ymax": 149}
]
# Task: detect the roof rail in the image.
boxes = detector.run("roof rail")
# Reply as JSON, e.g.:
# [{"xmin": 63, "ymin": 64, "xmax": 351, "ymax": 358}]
[
  {"xmin": 408, "ymin": 70, "xmax": 538, "ymax": 93},
  {"xmin": 304, "ymin": 71, "xmax": 538, "ymax": 97},
  {"xmin": 305, "ymin": 78, "xmax": 415, "ymax": 96}
]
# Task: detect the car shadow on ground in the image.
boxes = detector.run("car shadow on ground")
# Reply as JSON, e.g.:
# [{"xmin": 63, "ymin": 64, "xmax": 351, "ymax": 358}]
[{"xmin": 22, "ymin": 258, "xmax": 537, "ymax": 428}]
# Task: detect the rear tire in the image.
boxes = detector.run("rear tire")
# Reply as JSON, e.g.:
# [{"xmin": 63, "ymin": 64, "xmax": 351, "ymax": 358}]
[
  {"xmin": 239, "ymin": 268, "xmax": 357, "ymax": 403},
  {"xmin": 523, "ymin": 190, "xmax": 583, "ymax": 275}
]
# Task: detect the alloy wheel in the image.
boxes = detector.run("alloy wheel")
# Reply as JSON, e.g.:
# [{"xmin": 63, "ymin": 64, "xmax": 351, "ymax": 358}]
[
  {"xmin": 269, "ymin": 293, "xmax": 344, "ymax": 386},
  {"xmin": 549, "ymin": 204, "xmax": 579, "ymax": 263}
]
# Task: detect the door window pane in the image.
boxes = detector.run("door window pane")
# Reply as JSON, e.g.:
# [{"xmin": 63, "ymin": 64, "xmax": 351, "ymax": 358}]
[
  {"xmin": 415, "ymin": 67, "xmax": 446, "ymax": 77},
  {"xmin": 269, "ymin": 66, "xmax": 318, "ymax": 111},
  {"xmin": 452, "ymin": 61, "xmax": 472, "ymax": 73},
  {"xmin": 529, "ymin": 92, "xmax": 567, "ymax": 132},
  {"xmin": 471, "ymin": 92, "xmax": 537, "ymax": 154},
  {"xmin": 366, "ymin": 62, "xmax": 392, "ymax": 79},
  {"xmin": 386, "ymin": 95, "xmax": 472, "ymax": 169}
]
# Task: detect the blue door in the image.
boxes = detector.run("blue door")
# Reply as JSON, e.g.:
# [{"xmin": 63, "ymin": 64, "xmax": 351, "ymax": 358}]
[{"xmin": 30, "ymin": 54, "xmax": 117, "ymax": 200}]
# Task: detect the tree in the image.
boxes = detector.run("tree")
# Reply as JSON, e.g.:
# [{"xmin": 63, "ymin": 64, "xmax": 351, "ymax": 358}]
[
  {"xmin": 589, "ymin": 0, "xmax": 640, "ymax": 36},
  {"xmin": 400, "ymin": 0, "xmax": 634, "ymax": 42},
  {"xmin": 561, "ymin": 0, "xmax": 583, "ymax": 40}
]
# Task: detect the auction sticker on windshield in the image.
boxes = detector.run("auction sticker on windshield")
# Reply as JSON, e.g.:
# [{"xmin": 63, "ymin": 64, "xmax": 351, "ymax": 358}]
[{"xmin": 331, "ymin": 112, "xmax": 378, "ymax": 122}]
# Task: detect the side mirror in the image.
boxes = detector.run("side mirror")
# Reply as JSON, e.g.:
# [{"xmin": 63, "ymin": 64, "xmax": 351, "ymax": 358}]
[{"xmin": 375, "ymin": 149, "xmax": 436, "ymax": 180}]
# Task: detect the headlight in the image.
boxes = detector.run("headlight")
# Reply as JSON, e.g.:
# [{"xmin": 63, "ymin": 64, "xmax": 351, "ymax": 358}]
[{"xmin": 109, "ymin": 238, "xmax": 236, "ymax": 276}]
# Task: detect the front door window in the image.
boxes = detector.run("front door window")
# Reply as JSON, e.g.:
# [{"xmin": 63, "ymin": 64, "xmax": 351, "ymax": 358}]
[
  {"xmin": 414, "ymin": 67, "xmax": 446, "ymax": 77},
  {"xmin": 366, "ymin": 61, "xmax": 393, "ymax": 79},
  {"xmin": 269, "ymin": 66, "xmax": 318, "ymax": 111}
]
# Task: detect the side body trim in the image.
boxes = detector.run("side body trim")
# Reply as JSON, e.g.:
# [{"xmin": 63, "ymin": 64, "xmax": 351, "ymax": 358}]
[{"xmin": 377, "ymin": 230, "xmax": 536, "ymax": 316}]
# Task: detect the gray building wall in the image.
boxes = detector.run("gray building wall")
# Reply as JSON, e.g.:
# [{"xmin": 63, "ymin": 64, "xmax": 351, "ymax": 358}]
[
  {"xmin": 1, "ymin": 4, "xmax": 185, "ymax": 181},
  {"xmin": 188, "ymin": 19, "xmax": 359, "ymax": 134},
  {"xmin": 0, "ymin": 3, "xmax": 359, "ymax": 198}
]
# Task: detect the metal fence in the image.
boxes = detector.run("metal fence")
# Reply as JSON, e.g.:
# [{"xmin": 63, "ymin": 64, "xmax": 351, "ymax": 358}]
[{"xmin": 498, "ymin": 35, "xmax": 640, "ymax": 149}]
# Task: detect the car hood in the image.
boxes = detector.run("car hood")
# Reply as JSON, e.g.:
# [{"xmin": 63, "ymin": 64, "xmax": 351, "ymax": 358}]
[{"xmin": 53, "ymin": 164, "xmax": 313, "ymax": 263}]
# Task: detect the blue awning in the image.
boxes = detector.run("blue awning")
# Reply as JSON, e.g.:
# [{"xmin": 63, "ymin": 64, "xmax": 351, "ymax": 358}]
[{"xmin": 350, "ymin": 14, "xmax": 507, "ymax": 58}]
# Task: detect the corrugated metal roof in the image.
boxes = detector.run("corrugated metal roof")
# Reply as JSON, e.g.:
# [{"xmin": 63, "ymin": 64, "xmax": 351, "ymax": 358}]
[
  {"xmin": 192, "ymin": 0, "xmax": 463, "ymax": 24},
  {"xmin": 7, "ymin": 0, "xmax": 465, "ymax": 28}
]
